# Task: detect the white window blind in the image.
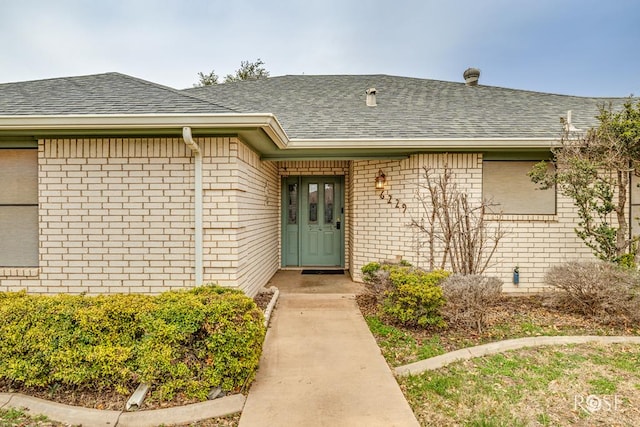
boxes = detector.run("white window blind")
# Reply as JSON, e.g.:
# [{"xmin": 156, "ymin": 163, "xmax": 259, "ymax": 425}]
[
  {"xmin": 483, "ymin": 161, "xmax": 555, "ymax": 215},
  {"xmin": 0, "ymin": 149, "xmax": 38, "ymax": 266}
]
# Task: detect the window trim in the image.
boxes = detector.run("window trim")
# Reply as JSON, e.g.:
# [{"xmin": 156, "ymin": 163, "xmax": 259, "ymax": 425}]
[
  {"xmin": 482, "ymin": 159, "xmax": 557, "ymax": 216},
  {"xmin": 0, "ymin": 147, "xmax": 39, "ymax": 267}
]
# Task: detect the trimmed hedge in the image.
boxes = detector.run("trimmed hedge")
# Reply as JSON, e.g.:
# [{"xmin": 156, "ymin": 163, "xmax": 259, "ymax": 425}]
[{"xmin": 0, "ymin": 285, "xmax": 265, "ymax": 401}]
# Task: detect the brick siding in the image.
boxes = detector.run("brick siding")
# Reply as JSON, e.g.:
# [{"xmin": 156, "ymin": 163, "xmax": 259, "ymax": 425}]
[
  {"xmin": 0, "ymin": 145, "xmax": 602, "ymax": 296},
  {"xmin": 349, "ymin": 153, "xmax": 595, "ymax": 292},
  {"xmin": 0, "ymin": 137, "xmax": 280, "ymax": 296}
]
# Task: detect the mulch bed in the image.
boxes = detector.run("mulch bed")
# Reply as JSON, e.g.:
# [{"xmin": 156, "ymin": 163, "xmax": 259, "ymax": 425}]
[
  {"xmin": 356, "ymin": 292, "xmax": 639, "ymax": 354},
  {"xmin": 253, "ymin": 288, "xmax": 274, "ymax": 312}
]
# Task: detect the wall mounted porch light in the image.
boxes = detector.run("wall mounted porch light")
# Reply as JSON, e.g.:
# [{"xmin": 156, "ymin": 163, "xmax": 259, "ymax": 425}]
[{"xmin": 375, "ymin": 169, "xmax": 386, "ymax": 190}]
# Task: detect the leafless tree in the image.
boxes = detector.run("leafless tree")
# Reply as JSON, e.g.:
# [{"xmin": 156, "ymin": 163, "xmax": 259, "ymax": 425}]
[{"xmin": 412, "ymin": 164, "xmax": 507, "ymax": 274}]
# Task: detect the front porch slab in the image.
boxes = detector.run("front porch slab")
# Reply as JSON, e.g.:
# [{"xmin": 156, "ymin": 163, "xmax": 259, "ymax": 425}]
[{"xmin": 267, "ymin": 270, "xmax": 364, "ymax": 294}]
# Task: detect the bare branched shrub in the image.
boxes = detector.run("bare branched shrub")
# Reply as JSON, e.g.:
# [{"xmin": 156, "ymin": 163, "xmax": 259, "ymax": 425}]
[
  {"xmin": 412, "ymin": 164, "xmax": 507, "ymax": 274},
  {"xmin": 441, "ymin": 275, "xmax": 503, "ymax": 333},
  {"xmin": 361, "ymin": 262, "xmax": 390, "ymax": 304},
  {"xmin": 544, "ymin": 261, "xmax": 640, "ymax": 324}
]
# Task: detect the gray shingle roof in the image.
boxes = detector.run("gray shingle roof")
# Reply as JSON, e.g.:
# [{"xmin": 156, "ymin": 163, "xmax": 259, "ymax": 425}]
[
  {"xmin": 185, "ymin": 75, "xmax": 625, "ymax": 139},
  {"xmin": 1, "ymin": 72, "xmax": 626, "ymax": 141},
  {"xmin": 0, "ymin": 72, "xmax": 232, "ymax": 115}
]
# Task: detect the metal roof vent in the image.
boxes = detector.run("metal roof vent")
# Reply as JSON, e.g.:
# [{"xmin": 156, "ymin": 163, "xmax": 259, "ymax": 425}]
[
  {"xmin": 563, "ymin": 110, "xmax": 582, "ymax": 133},
  {"xmin": 463, "ymin": 68, "xmax": 480, "ymax": 86},
  {"xmin": 365, "ymin": 88, "xmax": 377, "ymax": 107}
]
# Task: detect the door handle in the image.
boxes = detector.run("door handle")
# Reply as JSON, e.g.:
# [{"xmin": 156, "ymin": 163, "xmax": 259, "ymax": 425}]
[{"xmin": 336, "ymin": 217, "xmax": 341, "ymax": 230}]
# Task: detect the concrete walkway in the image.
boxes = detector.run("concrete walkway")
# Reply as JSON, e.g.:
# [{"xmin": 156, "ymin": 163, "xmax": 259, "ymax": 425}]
[{"xmin": 239, "ymin": 293, "xmax": 419, "ymax": 427}]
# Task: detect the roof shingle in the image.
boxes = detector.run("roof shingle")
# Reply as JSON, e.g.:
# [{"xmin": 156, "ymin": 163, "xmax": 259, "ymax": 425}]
[
  {"xmin": 185, "ymin": 74, "xmax": 625, "ymax": 139},
  {"xmin": 0, "ymin": 72, "xmax": 626, "ymax": 141},
  {"xmin": 0, "ymin": 72, "xmax": 233, "ymax": 115}
]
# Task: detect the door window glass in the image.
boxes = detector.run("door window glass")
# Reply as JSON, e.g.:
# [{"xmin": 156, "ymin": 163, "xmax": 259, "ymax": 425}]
[
  {"xmin": 308, "ymin": 183, "xmax": 318, "ymax": 223},
  {"xmin": 287, "ymin": 183, "xmax": 297, "ymax": 224},
  {"xmin": 324, "ymin": 183, "xmax": 334, "ymax": 224}
]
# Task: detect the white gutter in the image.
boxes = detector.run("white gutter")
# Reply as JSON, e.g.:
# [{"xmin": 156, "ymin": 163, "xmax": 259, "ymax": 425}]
[
  {"xmin": 182, "ymin": 127, "xmax": 203, "ymax": 287},
  {"xmin": 286, "ymin": 137, "xmax": 557, "ymax": 150},
  {"xmin": 0, "ymin": 114, "xmax": 558, "ymax": 151},
  {"xmin": 0, "ymin": 113, "xmax": 290, "ymax": 149}
]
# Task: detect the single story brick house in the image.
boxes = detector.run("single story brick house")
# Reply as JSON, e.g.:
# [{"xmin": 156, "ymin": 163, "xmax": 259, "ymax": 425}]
[{"xmin": 0, "ymin": 71, "xmax": 631, "ymax": 296}]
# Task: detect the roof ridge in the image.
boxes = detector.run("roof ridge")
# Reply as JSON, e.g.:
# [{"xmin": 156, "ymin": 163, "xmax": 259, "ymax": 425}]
[
  {"xmin": 467, "ymin": 82, "xmax": 627, "ymax": 101},
  {"xmin": 112, "ymin": 73, "xmax": 240, "ymax": 113},
  {"xmin": 0, "ymin": 72, "xmax": 240, "ymax": 113},
  {"xmin": 0, "ymin": 71, "xmax": 120, "ymax": 86},
  {"xmin": 208, "ymin": 73, "xmax": 626, "ymax": 100}
]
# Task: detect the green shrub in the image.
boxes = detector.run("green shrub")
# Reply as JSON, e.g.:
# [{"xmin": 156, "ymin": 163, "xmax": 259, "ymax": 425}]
[
  {"xmin": 616, "ymin": 251, "xmax": 637, "ymax": 270},
  {"xmin": 0, "ymin": 285, "xmax": 265, "ymax": 401},
  {"xmin": 361, "ymin": 262, "xmax": 382, "ymax": 280},
  {"xmin": 381, "ymin": 266, "xmax": 449, "ymax": 327}
]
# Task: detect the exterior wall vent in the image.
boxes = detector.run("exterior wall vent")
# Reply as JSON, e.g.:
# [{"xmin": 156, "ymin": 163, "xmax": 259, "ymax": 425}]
[
  {"xmin": 463, "ymin": 68, "xmax": 480, "ymax": 86},
  {"xmin": 365, "ymin": 88, "xmax": 377, "ymax": 107}
]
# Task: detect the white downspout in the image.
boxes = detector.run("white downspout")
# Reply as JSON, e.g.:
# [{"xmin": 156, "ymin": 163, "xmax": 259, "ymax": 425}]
[{"xmin": 182, "ymin": 127, "xmax": 203, "ymax": 286}]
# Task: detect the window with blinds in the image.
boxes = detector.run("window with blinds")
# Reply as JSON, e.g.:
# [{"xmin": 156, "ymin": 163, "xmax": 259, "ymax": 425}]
[
  {"xmin": 0, "ymin": 148, "xmax": 38, "ymax": 266},
  {"xmin": 482, "ymin": 160, "xmax": 555, "ymax": 215}
]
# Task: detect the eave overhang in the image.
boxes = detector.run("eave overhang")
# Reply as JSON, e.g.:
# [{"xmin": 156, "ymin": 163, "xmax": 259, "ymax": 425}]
[
  {"xmin": 261, "ymin": 137, "xmax": 556, "ymax": 160},
  {"xmin": 0, "ymin": 113, "xmax": 556, "ymax": 160},
  {"xmin": 288, "ymin": 137, "xmax": 556, "ymax": 150},
  {"xmin": 0, "ymin": 113, "xmax": 289, "ymax": 147}
]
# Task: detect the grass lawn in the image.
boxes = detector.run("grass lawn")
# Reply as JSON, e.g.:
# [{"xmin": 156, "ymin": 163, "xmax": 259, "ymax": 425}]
[
  {"xmin": 0, "ymin": 407, "xmax": 240, "ymax": 426},
  {"xmin": 0, "ymin": 407, "xmax": 240, "ymax": 427},
  {"xmin": 0, "ymin": 407, "xmax": 66, "ymax": 427},
  {"xmin": 400, "ymin": 343, "xmax": 640, "ymax": 426},
  {"xmin": 358, "ymin": 293, "xmax": 640, "ymax": 426}
]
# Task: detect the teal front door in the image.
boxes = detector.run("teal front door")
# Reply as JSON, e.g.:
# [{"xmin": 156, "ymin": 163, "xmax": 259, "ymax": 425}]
[{"xmin": 282, "ymin": 176, "xmax": 344, "ymax": 267}]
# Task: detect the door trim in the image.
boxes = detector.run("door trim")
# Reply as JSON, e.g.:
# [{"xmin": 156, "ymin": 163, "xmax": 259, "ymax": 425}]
[{"xmin": 281, "ymin": 176, "xmax": 345, "ymax": 267}]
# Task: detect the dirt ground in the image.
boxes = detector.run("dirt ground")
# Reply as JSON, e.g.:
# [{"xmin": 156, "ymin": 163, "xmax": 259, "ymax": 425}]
[{"xmin": 357, "ymin": 292, "xmax": 639, "ymax": 354}]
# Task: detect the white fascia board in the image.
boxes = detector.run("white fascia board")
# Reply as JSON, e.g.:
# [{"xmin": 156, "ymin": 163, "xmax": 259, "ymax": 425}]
[
  {"xmin": 0, "ymin": 113, "xmax": 290, "ymax": 149},
  {"xmin": 286, "ymin": 137, "xmax": 556, "ymax": 150},
  {"xmin": 0, "ymin": 113, "xmax": 558, "ymax": 151}
]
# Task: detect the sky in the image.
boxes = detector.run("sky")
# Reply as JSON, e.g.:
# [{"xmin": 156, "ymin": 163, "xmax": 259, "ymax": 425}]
[{"xmin": 1, "ymin": 0, "xmax": 639, "ymax": 97}]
